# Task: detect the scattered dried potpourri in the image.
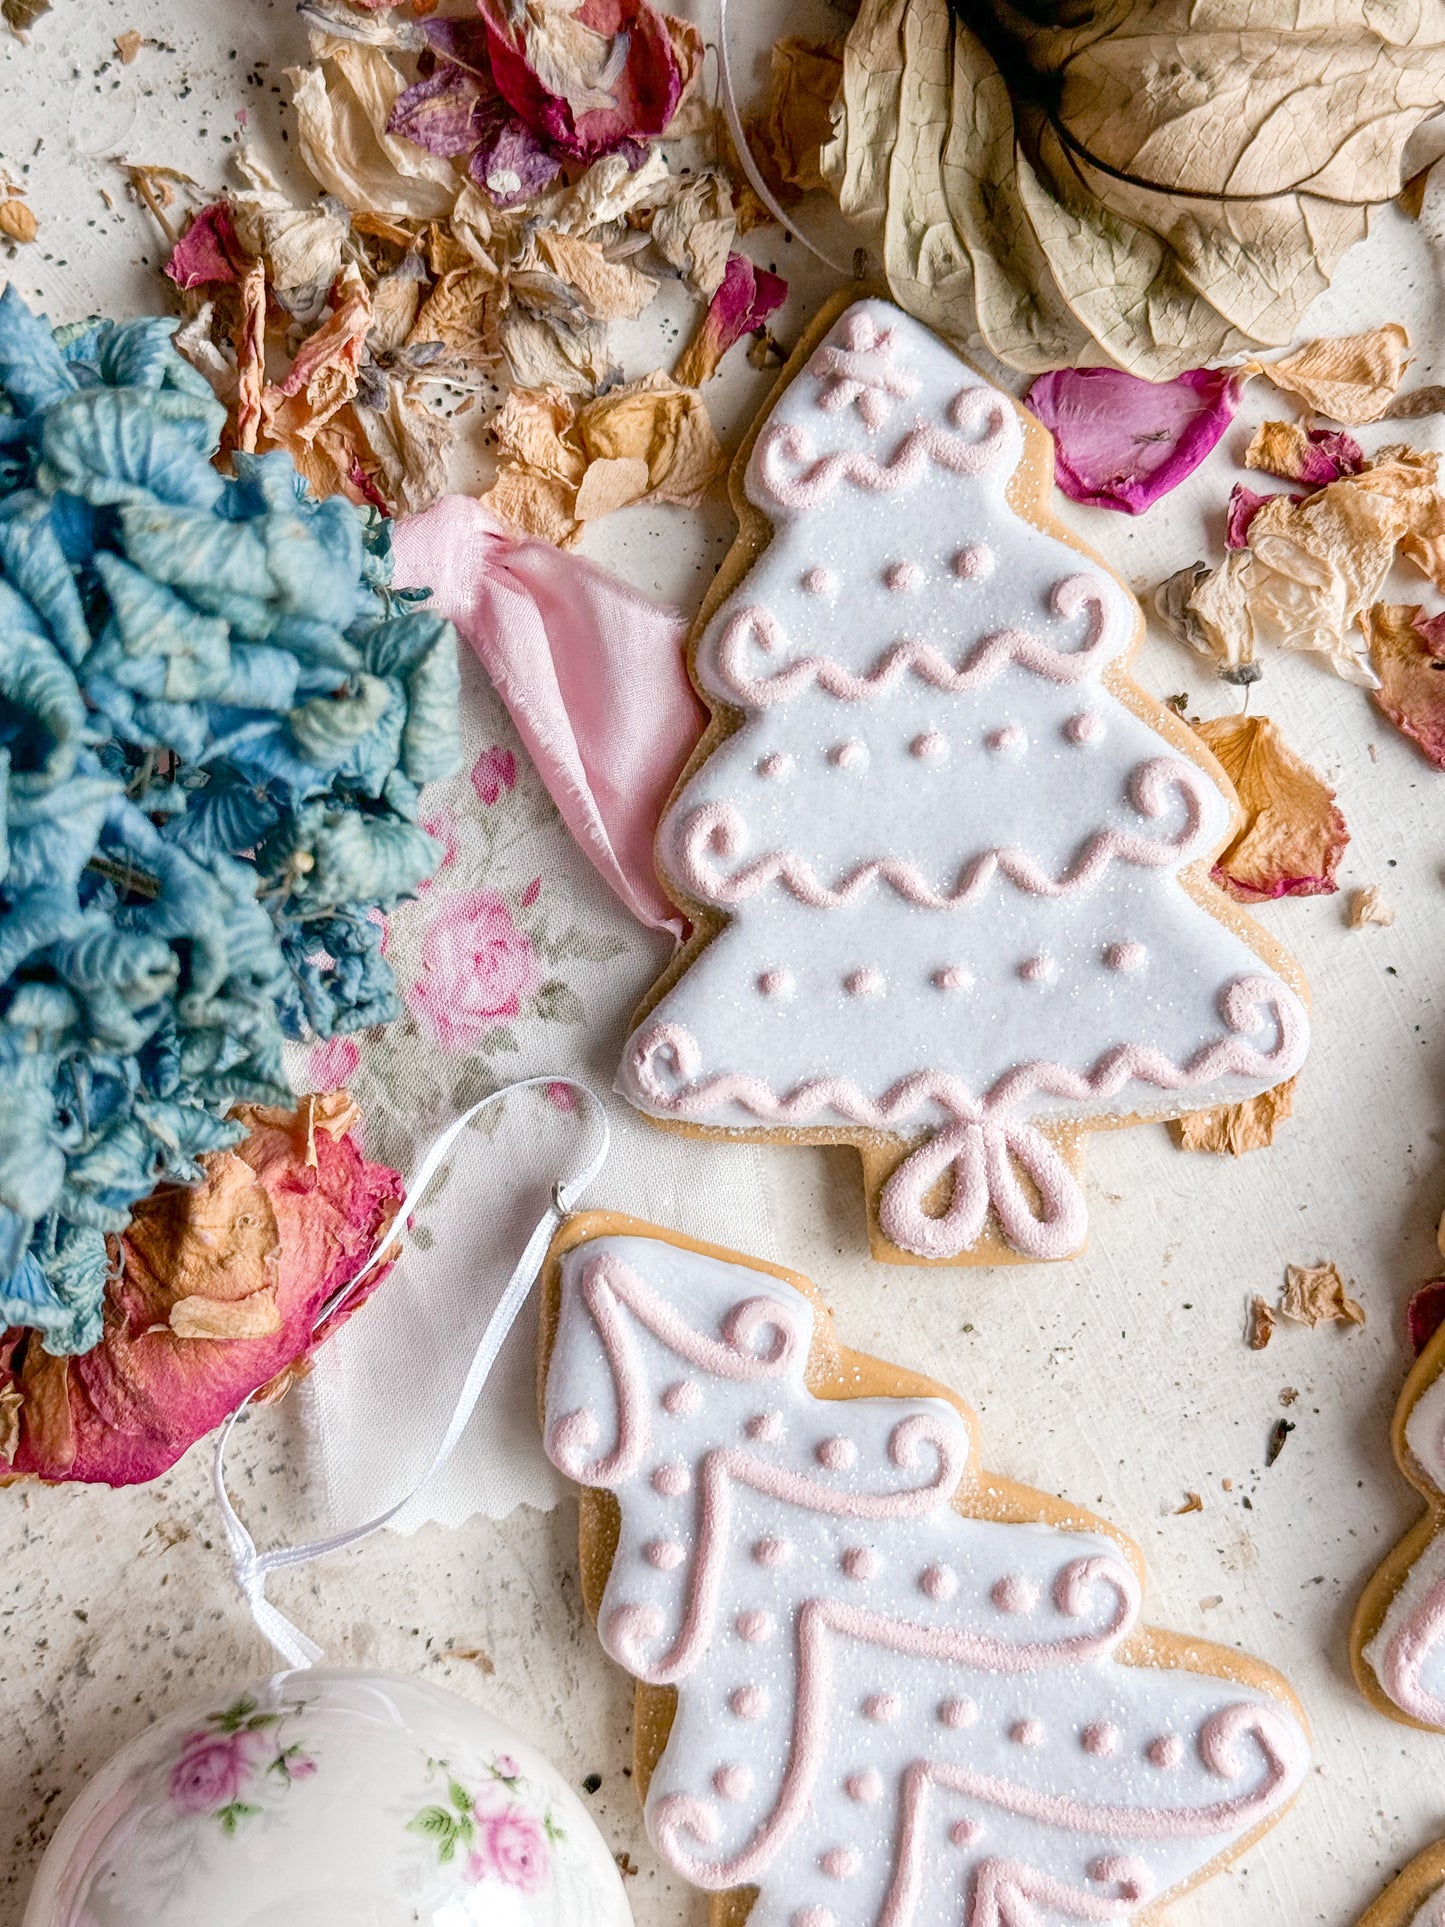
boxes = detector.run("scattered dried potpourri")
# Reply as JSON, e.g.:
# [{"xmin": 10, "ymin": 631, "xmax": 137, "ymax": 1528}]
[{"xmin": 0, "ymin": 287, "xmax": 459, "ymax": 1356}]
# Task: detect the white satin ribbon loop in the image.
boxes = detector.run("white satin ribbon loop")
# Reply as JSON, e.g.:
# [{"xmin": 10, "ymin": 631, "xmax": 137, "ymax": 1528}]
[{"xmin": 213, "ymin": 1075, "xmax": 610, "ymax": 1670}]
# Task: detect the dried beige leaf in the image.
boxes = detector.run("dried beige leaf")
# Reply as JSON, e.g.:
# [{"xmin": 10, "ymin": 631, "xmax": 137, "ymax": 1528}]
[
  {"xmin": 825, "ymin": 0, "xmax": 1445, "ymax": 378},
  {"xmin": 169, "ymin": 1287, "xmax": 284, "ymax": 1340},
  {"xmin": 1194, "ymin": 712, "xmax": 1348, "ymax": 900},
  {"xmin": 1254, "ymin": 325, "xmax": 1411, "ymax": 424},
  {"xmin": 1175, "ymin": 1078, "xmax": 1296, "ymax": 1156},
  {"xmin": 532, "ymin": 227, "xmax": 657, "ymax": 321},
  {"xmin": 574, "ymin": 454, "xmax": 651, "ymax": 519},
  {"xmin": 1348, "ymin": 883, "xmax": 1396, "ymax": 928},
  {"xmin": 0, "ymin": 198, "xmax": 37, "ymax": 244},
  {"xmin": 648, "ymin": 170, "xmax": 736, "ymax": 299},
  {"xmin": 1246, "ymin": 1297, "xmax": 1276, "ymax": 1351},
  {"xmin": 114, "ymin": 28, "xmax": 142, "ymax": 63},
  {"xmin": 287, "ymin": 39, "xmax": 456, "ymax": 220},
  {"xmin": 1280, "ymin": 1261, "xmax": 1365, "ymax": 1330}
]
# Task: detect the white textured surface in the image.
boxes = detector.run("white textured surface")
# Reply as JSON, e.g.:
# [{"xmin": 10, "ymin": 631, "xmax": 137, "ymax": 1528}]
[{"xmin": 3, "ymin": 4, "xmax": 1445, "ymax": 1926}]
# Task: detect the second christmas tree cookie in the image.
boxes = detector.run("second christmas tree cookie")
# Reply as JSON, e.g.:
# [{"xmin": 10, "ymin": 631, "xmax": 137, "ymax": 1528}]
[
  {"xmin": 619, "ymin": 292, "xmax": 1310, "ymax": 1265},
  {"xmin": 538, "ymin": 1213, "xmax": 1311, "ymax": 1926}
]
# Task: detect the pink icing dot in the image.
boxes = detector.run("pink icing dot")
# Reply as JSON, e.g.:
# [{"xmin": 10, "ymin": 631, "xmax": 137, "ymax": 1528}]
[
  {"xmin": 939, "ymin": 1697, "xmax": 977, "ymax": 1728},
  {"xmin": 950, "ymin": 1818, "xmax": 982, "ymax": 1848},
  {"xmin": 845, "ymin": 1769, "xmax": 883, "ymax": 1803},
  {"xmin": 736, "ymin": 1610, "xmax": 775, "ymax": 1644},
  {"xmin": 651, "ymin": 1461, "xmax": 690, "ymax": 1497},
  {"xmin": 863, "ymin": 1693, "xmax": 900, "ymax": 1723},
  {"xmin": 730, "ymin": 1686, "xmax": 766, "ymax": 1720},
  {"xmin": 844, "ymin": 967, "xmax": 885, "ymax": 997},
  {"xmin": 991, "ymin": 1574, "xmax": 1040, "ymax": 1615},
  {"xmin": 662, "ymin": 1379, "xmax": 701, "ymax": 1416},
  {"xmin": 1011, "ymin": 1718, "xmax": 1045, "ymax": 1749},
  {"xmin": 910, "ymin": 730, "xmax": 948, "ymax": 760},
  {"xmin": 746, "ymin": 1410, "xmax": 783, "ymax": 1443},
  {"xmin": 817, "ymin": 1435, "xmax": 858, "ymax": 1471},
  {"xmin": 921, "ymin": 1564, "xmax": 958, "ymax": 1601},
  {"xmin": 932, "ymin": 966, "xmax": 972, "ymax": 991},
  {"xmin": 753, "ymin": 1537, "xmax": 793, "ymax": 1566},
  {"xmin": 1018, "ymin": 953, "xmax": 1056, "ymax": 984},
  {"xmin": 802, "ymin": 567, "xmax": 834, "ymax": 596},
  {"xmin": 985, "ymin": 724, "xmax": 1026, "ymax": 752},
  {"xmin": 792, "ymin": 1911, "xmax": 835, "ymax": 1927},
  {"xmin": 841, "ymin": 1546, "xmax": 879, "ymax": 1581},
  {"xmin": 644, "ymin": 1539, "xmax": 685, "ymax": 1570},
  {"xmin": 1102, "ymin": 941, "xmax": 1147, "ymax": 973},
  {"xmin": 1064, "ymin": 709, "xmax": 1104, "ymax": 746},
  {"xmin": 821, "ymin": 1847, "xmax": 862, "ymax": 1879},
  {"xmin": 757, "ymin": 968, "xmax": 795, "ymax": 998},
  {"xmin": 1082, "ymin": 1722, "xmax": 1120, "ymax": 1757},
  {"xmin": 1147, "ymin": 1733, "xmax": 1184, "ymax": 1769},
  {"xmin": 883, "ymin": 561, "xmax": 919, "ymax": 592},
  {"xmin": 953, "ymin": 543, "xmax": 994, "ymax": 580},
  {"xmin": 713, "ymin": 1764, "xmax": 752, "ymax": 1801},
  {"xmin": 828, "ymin": 739, "xmax": 866, "ymax": 768},
  {"xmin": 758, "ymin": 752, "xmax": 794, "ymax": 779}
]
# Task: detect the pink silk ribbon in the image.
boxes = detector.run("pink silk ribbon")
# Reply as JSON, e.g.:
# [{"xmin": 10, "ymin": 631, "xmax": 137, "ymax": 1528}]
[{"xmin": 392, "ymin": 495, "xmax": 704, "ymax": 939}]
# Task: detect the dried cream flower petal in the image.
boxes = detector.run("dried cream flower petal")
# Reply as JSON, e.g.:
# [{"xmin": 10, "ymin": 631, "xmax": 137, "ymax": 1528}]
[
  {"xmin": 1195, "ymin": 712, "xmax": 1348, "ymax": 900},
  {"xmin": 1253, "ymin": 325, "xmax": 1410, "ymax": 423},
  {"xmin": 169, "ymin": 1288, "xmax": 284, "ymax": 1341},
  {"xmin": 1175, "ymin": 1078, "xmax": 1296, "ymax": 1155},
  {"xmin": 533, "ymin": 226, "xmax": 658, "ymax": 320},
  {"xmin": 1348, "ymin": 883, "xmax": 1395, "ymax": 928},
  {"xmin": 1280, "ymin": 1261, "xmax": 1365, "ymax": 1329},
  {"xmin": 574, "ymin": 453, "xmax": 651, "ymax": 518}
]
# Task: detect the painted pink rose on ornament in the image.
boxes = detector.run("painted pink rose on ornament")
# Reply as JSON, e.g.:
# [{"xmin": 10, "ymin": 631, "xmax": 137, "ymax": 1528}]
[
  {"xmin": 169, "ymin": 1729, "xmax": 261, "ymax": 1815},
  {"xmin": 468, "ymin": 1789, "xmax": 549, "ymax": 1894},
  {"xmin": 407, "ymin": 889, "xmax": 542, "ymax": 1050}
]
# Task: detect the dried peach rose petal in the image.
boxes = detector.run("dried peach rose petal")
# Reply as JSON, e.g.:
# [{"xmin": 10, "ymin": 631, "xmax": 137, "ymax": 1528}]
[{"xmin": 1194, "ymin": 712, "xmax": 1348, "ymax": 900}]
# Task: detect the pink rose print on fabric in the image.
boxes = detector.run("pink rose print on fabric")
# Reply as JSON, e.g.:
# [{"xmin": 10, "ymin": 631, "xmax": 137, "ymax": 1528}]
[
  {"xmin": 468, "ymin": 1796, "xmax": 549, "ymax": 1894},
  {"xmin": 472, "ymin": 745, "xmax": 517, "ymax": 806},
  {"xmin": 169, "ymin": 1729, "xmax": 261, "ymax": 1815},
  {"xmin": 418, "ymin": 809, "xmax": 460, "ymax": 889},
  {"xmin": 406, "ymin": 889, "xmax": 541, "ymax": 1050},
  {"xmin": 309, "ymin": 1035, "xmax": 361, "ymax": 1088},
  {"xmin": 544, "ymin": 1082, "xmax": 578, "ymax": 1114}
]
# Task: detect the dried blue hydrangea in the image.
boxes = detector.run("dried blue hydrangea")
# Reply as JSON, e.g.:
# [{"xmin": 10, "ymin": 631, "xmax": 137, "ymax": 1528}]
[{"xmin": 0, "ymin": 286, "xmax": 460, "ymax": 1353}]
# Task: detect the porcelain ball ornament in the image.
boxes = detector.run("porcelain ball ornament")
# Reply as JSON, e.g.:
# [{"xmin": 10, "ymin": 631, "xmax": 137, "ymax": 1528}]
[{"xmin": 23, "ymin": 1670, "xmax": 634, "ymax": 1927}]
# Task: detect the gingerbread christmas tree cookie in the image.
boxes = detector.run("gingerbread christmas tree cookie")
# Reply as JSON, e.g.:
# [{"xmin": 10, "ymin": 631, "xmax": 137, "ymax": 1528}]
[
  {"xmin": 539, "ymin": 1213, "xmax": 1311, "ymax": 1927},
  {"xmin": 618, "ymin": 294, "xmax": 1309, "ymax": 1265}
]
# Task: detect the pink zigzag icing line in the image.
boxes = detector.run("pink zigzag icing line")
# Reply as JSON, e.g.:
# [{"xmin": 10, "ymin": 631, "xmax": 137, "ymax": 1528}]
[
  {"xmin": 625, "ymin": 978, "xmax": 1305, "ymax": 1261},
  {"xmin": 713, "ymin": 574, "xmax": 1116, "ymax": 707},
  {"xmin": 754, "ymin": 384, "xmax": 1011, "ymax": 509},
  {"xmin": 675, "ymin": 754, "xmax": 1209, "ymax": 911}
]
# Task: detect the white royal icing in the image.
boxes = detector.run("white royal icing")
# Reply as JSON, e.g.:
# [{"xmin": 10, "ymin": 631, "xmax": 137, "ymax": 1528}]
[
  {"xmin": 617, "ymin": 300, "xmax": 1309, "ymax": 1264},
  {"xmin": 544, "ymin": 1231, "xmax": 1310, "ymax": 1927}
]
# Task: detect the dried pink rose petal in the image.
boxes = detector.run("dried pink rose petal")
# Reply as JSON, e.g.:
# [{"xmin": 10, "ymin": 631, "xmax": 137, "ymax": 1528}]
[
  {"xmin": 1409, "ymin": 1278, "xmax": 1445, "ymax": 1355},
  {"xmin": 1226, "ymin": 485, "xmax": 1277, "ymax": 550},
  {"xmin": 1247, "ymin": 420, "xmax": 1366, "ymax": 487},
  {"xmin": 164, "ymin": 202, "xmax": 246, "ymax": 290},
  {"xmin": 674, "ymin": 251, "xmax": 787, "ymax": 387},
  {"xmin": 1366, "ymin": 603, "xmax": 1445, "ymax": 771},
  {"xmin": 1024, "ymin": 366, "xmax": 1243, "ymax": 514},
  {"xmin": 477, "ymin": 0, "xmax": 699, "ymax": 164},
  {"xmin": 0, "ymin": 1097, "xmax": 401, "ymax": 1487}
]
